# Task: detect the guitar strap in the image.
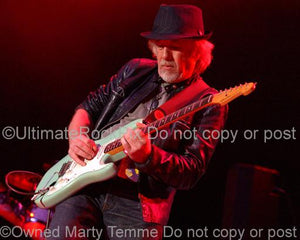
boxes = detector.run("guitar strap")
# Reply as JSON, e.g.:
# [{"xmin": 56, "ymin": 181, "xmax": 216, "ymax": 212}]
[{"xmin": 144, "ymin": 77, "xmax": 216, "ymax": 123}]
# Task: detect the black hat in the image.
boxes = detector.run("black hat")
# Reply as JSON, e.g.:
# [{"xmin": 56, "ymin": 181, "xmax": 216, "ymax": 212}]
[{"xmin": 140, "ymin": 4, "xmax": 212, "ymax": 40}]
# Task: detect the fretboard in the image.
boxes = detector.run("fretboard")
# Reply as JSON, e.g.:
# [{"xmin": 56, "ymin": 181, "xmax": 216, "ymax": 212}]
[{"xmin": 103, "ymin": 94, "xmax": 213, "ymax": 154}]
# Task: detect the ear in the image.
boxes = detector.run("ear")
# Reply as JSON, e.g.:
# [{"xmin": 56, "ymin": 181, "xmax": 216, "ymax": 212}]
[
  {"xmin": 148, "ymin": 40, "xmax": 158, "ymax": 58},
  {"xmin": 151, "ymin": 45, "xmax": 158, "ymax": 58}
]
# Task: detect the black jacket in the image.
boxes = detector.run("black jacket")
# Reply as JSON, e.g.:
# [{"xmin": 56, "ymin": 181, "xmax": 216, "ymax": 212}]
[{"xmin": 77, "ymin": 58, "xmax": 228, "ymax": 224}]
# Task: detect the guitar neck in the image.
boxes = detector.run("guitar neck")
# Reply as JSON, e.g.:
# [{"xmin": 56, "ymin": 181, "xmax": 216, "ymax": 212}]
[
  {"xmin": 103, "ymin": 94, "xmax": 213, "ymax": 155},
  {"xmin": 143, "ymin": 95, "xmax": 213, "ymax": 133},
  {"xmin": 103, "ymin": 82, "xmax": 256, "ymax": 155}
]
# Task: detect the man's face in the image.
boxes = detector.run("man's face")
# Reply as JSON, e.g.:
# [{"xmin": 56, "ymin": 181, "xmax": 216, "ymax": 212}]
[{"xmin": 154, "ymin": 39, "xmax": 199, "ymax": 83}]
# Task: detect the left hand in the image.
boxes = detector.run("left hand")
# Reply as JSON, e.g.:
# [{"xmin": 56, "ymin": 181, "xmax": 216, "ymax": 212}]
[{"xmin": 120, "ymin": 123, "xmax": 152, "ymax": 163}]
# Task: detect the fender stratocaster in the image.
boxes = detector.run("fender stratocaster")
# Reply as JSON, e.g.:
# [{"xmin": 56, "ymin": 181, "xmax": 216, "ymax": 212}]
[{"xmin": 33, "ymin": 82, "xmax": 256, "ymax": 208}]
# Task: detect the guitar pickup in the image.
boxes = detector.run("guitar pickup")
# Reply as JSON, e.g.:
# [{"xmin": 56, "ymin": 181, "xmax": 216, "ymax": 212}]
[{"xmin": 58, "ymin": 161, "xmax": 72, "ymax": 177}]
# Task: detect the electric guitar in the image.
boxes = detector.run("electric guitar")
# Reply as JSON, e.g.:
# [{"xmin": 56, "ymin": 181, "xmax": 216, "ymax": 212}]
[{"xmin": 33, "ymin": 82, "xmax": 256, "ymax": 208}]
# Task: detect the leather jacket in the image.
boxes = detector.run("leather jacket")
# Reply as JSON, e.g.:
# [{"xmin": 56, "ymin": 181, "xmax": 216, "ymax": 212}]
[{"xmin": 77, "ymin": 58, "xmax": 228, "ymax": 225}]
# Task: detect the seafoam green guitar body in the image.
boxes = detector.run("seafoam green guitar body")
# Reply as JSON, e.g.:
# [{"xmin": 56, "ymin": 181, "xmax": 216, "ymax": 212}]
[{"xmin": 33, "ymin": 119, "xmax": 142, "ymax": 209}]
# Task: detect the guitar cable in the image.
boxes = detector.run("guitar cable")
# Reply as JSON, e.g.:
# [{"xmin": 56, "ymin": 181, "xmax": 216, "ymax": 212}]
[{"xmin": 5, "ymin": 170, "xmax": 42, "ymax": 195}]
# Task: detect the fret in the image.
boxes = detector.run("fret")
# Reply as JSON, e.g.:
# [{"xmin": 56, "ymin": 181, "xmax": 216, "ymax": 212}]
[
  {"xmin": 116, "ymin": 140, "xmax": 121, "ymax": 148},
  {"xmin": 202, "ymin": 96, "xmax": 211, "ymax": 105},
  {"xmin": 104, "ymin": 145, "xmax": 110, "ymax": 153},
  {"xmin": 195, "ymin": 100, "xmax": 202, "ymax": 108},
  {"xmin": 166, "ymin": 115, "xmax": 172, "ymax": 123},
  {"xmin": 198, "ymin": 99, "xmax": 204, "ymax": 108},
  {"xmin": 104, "ymin": 141, "xmax": 114, "ymax": 153},
  {"xmin": 171, "ymin": 113, "xmax": 178, "ymax": 122},
  {"xmin": 201, "ymin": 98, "xmax": 208, "ymax": 106},
  {"xmin": 192, "ymin": 101, "xmax": 198, "ymax": 110},
  {"xmin": 183, "ymin": 106, "xmax": 189, "ymax": 115},
  {"xmin": 208, "ymin": 95, "xmax": 212, "ymax": 103},
  {"xmin": 189, "ymin": 103, "xmax": 195, "ymax": 112},
  {"xmin": 191, "ymin": 101, "xmax": 198, "ymax": 111},
  {"xmin": 172, "ymin": 112, "xmax": 178, "ymax": 119},
  {"xmin": 108, "ymin": 143, "xmax": 112, "ymax": 150},
  {"xmin": 156, "ymin": 119, "xmax": 162, "ymax": 128},
  {"xmin": 178, "ymin": 108, "xmax": 185, "ymax": 117},
  {"xmin": 186, "ymin": 105, "xmax": 192, "ymax": 113}
]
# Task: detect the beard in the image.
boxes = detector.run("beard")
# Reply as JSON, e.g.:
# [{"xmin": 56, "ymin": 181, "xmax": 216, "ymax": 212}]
[
  {"xmin": 158, "ymin": 60, "xmax": 182, "ymax": 83},
  {"xmin": 159, "ymin": 69, "xmax": 182, "ymax": 83}
]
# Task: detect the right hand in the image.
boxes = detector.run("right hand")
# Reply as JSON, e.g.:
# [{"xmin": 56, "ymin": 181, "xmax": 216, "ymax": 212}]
[{"xmin": 68, "ymin": 135, "xmax": 98, "ymax": 166}]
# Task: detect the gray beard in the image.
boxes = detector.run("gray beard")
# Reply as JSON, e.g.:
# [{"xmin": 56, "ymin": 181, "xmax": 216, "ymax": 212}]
[{"xmin": 159, "ymin": 71, "xmax": 182, "ymax": 83}]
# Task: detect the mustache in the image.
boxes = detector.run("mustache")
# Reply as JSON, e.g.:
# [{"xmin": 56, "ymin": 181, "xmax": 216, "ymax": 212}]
[{"xmin": 160, "ymin": 60, "xmax": 175, "ymax": 67}]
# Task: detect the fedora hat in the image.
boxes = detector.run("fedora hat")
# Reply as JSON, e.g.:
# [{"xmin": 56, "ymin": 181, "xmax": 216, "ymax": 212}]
[{"xmin": 140, "ymin": 4, "xmax": 212, "ymax": 40}]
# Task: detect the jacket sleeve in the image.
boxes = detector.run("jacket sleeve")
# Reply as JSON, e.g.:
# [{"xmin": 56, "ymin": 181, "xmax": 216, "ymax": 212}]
[
  {"xmin": 76, "ymin": 58, "xmax": 156, "ymax": 124},
  {"xmin": 135, "ymin": 103, "xmax": 228, "ymax": 190},
  {"xmin": 75, "ymin": 62, "xmax": 129, "ymax": 124}
]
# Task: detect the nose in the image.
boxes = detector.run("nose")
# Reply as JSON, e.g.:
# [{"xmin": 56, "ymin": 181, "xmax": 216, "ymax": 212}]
[{"xmin": 162, "ymin": 47, "xmax": 172, "ymax": 60}]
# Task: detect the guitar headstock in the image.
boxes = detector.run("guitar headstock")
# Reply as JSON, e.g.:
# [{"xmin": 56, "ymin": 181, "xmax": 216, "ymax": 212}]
[{"xmin": 211, "ymin": 82, "xmax": 257, "ymax": 106}]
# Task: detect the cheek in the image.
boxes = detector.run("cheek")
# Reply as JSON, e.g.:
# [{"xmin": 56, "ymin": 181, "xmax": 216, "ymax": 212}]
[{"xmin": 156, "ymin": 51, "xmax": 162, "ymax": 60}]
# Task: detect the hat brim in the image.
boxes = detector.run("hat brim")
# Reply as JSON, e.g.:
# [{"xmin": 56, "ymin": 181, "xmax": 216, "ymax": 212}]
[{"xmin": 140, "ymin": 31, "xmax": 212, "ymax": 40}]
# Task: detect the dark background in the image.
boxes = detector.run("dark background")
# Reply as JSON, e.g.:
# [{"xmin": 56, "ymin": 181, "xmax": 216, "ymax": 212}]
[{"xmin": 0, "ymin": 0, "xmax": 299, "ymax": 236}]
